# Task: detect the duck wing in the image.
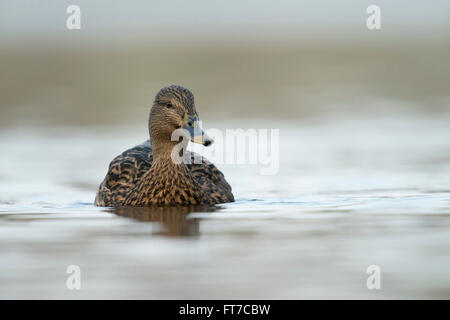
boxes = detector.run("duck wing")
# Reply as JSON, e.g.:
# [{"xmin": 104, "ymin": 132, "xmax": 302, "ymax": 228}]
[
  {"xmin": 95, "ymin": 141, "xmax": 152, "ymax": 206},
  {"xmin": 186, "ymin": 151, "xmax": 235, "ymax": 203}
]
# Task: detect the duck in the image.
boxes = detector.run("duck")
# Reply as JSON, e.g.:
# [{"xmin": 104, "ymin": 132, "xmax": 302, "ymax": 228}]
[{"xmin": 95, "ymin": 85, "xmax": 234, "ymax": 207}]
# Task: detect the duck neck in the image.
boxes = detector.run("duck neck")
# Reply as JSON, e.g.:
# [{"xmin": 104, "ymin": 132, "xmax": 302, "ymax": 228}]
[
  {"xmin": 148, "ymin": 126, "xmax": 201, "ymax": 192},
  {"xmin": 151, "ymin": 138, "xmax": 189, "ymax": 166}
]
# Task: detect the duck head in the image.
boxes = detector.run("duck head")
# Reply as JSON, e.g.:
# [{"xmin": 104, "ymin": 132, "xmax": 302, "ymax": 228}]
[{"xmin": 149, "ymin": 85, "xmax": 213, "ymax": 156}]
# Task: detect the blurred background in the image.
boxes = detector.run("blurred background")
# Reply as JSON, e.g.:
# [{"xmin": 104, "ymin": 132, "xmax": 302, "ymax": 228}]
[
  {"xmin": 0, "ymin": 1, "xmax": 449, "ymax": 299},
  {"xmin": 1, "ymin": 0, "xmax": 449, "ymax": 127}
]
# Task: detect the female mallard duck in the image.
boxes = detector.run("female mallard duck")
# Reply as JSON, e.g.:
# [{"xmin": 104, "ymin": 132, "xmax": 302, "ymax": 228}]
[{"xmin": 95, "ymin": 85, "xmax": 234, "ymax": 207}]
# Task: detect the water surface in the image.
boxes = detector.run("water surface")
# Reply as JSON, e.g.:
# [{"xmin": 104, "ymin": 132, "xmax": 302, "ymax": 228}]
[{"xmin": 1, "ymin": 115, "xmax": 449, "ymax": 299}]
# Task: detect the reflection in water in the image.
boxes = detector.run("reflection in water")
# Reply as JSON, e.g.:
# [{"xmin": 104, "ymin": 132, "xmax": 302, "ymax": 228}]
[{"xmin": 108, "ymin": 206, "xmax": 216, "ymax": 237}]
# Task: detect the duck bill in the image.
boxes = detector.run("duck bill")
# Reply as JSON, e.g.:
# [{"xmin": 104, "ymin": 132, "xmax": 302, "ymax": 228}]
[{"xmin": 183, "ymin": 121, "xmax": 214, "ymax": 147}]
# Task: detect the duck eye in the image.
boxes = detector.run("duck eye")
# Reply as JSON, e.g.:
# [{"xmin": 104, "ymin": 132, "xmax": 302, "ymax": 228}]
[{"xmin": 166, "ymin": 102, "xmax": 173, "ymax": 108}]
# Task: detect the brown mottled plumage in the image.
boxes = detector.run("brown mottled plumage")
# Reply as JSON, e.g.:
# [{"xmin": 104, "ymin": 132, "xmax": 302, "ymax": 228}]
[{"xmin": 95, "ymin": 85, "xmax": 234, "ymax": 207}]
